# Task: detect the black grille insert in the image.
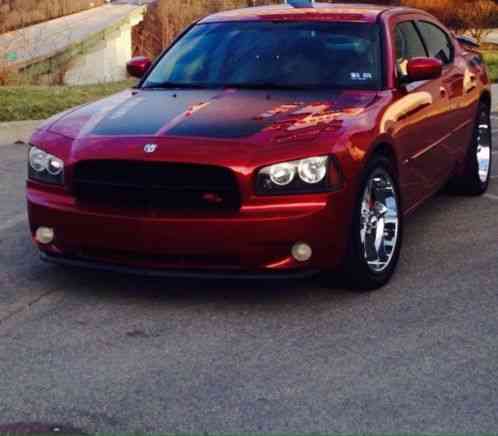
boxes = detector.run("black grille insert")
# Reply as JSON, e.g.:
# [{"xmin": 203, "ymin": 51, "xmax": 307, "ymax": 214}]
[{"xmin": 73, "ymin": 160, "xmax": 241, "ymax": 211}]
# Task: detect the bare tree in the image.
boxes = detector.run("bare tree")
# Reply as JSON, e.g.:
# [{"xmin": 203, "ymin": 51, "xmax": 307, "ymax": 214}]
[
  {"xmin": 400, "ymin": 0, "xmax": 498, "ymax": 43},
  {"xmin": 456, "ymin": 0, "xmax": 498, "ymax": 43},
  {"xmin": 157, "ymin": 0, "xmax": 279, "ymax": 47}
]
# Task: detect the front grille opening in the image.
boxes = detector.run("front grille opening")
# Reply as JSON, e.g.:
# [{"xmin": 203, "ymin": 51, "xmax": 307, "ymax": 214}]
[{"xmin": 72, "ymin": 161, "xmax": 241, "ymax": 212}]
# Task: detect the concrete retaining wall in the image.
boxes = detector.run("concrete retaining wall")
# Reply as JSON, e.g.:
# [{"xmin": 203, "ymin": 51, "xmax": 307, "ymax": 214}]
[
  {"xmin": 1, "ymin": 4, "xmax": 145, "ymax": 85},
  {"xmin": 63, "ymin": 10, "xmax": 143, "ymax": 85},
  {"xmin": 0, "ymin": 0, "xmax": 105, "ymax": 34}
]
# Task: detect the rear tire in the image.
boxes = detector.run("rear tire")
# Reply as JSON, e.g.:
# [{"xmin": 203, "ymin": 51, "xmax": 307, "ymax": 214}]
[
  {"xmin": 448, "ymin": 102, "xmax": 492, "ymax": 195},
  {"xmin": 323, "ymin": 155, "xmax": 403, "ymax": 291}
]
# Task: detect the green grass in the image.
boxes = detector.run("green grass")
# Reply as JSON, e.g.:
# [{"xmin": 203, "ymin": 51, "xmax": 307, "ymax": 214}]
[
  {"xmin": 482, "ymin": 51, "xmax": 498, "ymax": 83},
  {"xmin": 0, "ymin": 80, "xmax": 136, "ymax": 122}
]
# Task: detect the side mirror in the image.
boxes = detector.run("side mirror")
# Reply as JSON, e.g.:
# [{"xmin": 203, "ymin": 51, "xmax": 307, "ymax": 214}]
[
  {"xmin": 126, "ymin": 56, "xmax": 152, "ymax": 79},
  {"xmin": 405, "ymin": 57, "xmax": 443, "ymax": 83}
]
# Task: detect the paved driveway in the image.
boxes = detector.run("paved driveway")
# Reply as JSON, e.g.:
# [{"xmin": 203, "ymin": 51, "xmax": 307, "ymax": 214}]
[{"xmin": 0, "ymin": 127, "xmax": 497, "ymax": 432}]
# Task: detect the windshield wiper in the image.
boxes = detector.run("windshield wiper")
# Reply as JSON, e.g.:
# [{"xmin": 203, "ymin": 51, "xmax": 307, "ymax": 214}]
[
  {"xmin": 142, "ymin": 82, "xmax": 316, "ymax": 91},
  {"xmin": 222, "ymin": 82, "xmax": 313, "ymax": 90},
  {"xmin": 141, "ymin": 82, "xmax": 208, "ymax": 90}
]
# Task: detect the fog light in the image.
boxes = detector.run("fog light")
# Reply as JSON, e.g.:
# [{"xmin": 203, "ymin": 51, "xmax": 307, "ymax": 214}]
[
  {"xmin": 35, "ymin": 227, "xmax": 54, "ymax": 245},
  {"xmin": 292, "ymin": 242, "xmax": 312, "ymax": 262}
]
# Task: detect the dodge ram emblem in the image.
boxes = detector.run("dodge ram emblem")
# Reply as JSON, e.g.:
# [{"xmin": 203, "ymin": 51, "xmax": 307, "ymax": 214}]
[{"xmin": 144, "ymin": 144, "xmax": 158, "ymax": 153}]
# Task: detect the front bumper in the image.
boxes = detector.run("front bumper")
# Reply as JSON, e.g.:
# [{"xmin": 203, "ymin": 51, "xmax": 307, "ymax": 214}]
[{"xmin": 27, "ymin": 181, "xmax": 353, "ymax": 274}]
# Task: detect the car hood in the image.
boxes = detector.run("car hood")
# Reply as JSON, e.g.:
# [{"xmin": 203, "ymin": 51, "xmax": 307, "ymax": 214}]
[{"xmin": 41, "ymin": 88, "xmax": 378, "ymax": 143}]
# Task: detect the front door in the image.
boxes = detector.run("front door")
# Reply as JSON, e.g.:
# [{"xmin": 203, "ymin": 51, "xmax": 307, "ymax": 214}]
[
  {"xmin": 390, "ymin": 19, "xmax": 452, "ymax": 208},
  {"xmin": 415, "ymin": 20, "xmax": 464, "ymax": 185}
]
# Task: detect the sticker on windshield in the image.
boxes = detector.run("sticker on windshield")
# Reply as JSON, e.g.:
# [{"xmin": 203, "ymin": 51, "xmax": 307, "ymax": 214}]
[{"xmin": 350, "ymin": 72, "xmax": 373, "ymax": 81}]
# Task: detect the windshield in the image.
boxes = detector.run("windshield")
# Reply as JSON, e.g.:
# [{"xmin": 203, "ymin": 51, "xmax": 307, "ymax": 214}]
[{"xmin": 142, "ymin": 21, "xmax": 383, "ymax": 90}]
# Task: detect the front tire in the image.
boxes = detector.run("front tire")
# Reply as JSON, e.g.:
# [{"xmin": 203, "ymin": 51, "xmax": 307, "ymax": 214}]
[{"xmin": 336, "ymin": 155, "xmax": 403, "ymax": 291}]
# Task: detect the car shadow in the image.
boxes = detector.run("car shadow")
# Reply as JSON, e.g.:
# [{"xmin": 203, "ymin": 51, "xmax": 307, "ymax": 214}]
[{"xmin": 37, "ymin": 261, "xmax": 363, "ymax": 307}]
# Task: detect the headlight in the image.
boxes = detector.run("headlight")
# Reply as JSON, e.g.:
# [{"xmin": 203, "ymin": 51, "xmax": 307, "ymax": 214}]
[
  {"xmin": 298, "ymin": 157, "xmax": 328, "ymax": 184},
  {"xmin": 269, "ymin": 162, "xmax": 296, "ymax": 186},
  {"xmin": 256, "ymin": 155, "xmax": 341, "ymax": 195},
  {"xmin": 28, "ymin": 146, "xmax": 64, "ymax": 185}
]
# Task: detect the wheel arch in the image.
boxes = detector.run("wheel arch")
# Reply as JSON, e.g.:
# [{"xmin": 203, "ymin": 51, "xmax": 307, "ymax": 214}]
[
  {"xmin": 371, "ymin": 142, "xmax": 399, "ymax": 176},
  {"xmin": 358, "ymin": 140, "xmax": 404, "ymax": 211}
]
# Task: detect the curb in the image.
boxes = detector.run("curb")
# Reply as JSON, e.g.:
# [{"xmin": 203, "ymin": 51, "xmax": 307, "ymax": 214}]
[
  {"xmin": 492, "ymin": 84, "xmax": 498, "ymax": 108},
  {"xmin": 0, "ymin": 120, "xmax": 42, "ymax": 146}
]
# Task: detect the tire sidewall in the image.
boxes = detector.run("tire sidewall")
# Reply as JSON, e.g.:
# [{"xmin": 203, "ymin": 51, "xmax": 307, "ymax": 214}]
[
  {"xmin": 447, "ymin": 101, "xmax": 492, "ymax": 196},
  {"xmin": 471, "ymin": 104, "xmax": 492, "ymax": 192}
]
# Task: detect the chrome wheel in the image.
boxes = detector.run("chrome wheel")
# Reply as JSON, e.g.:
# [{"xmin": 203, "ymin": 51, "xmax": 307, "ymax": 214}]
[
  {"xmin": 477, "ymin": 112, "xmax": 491, "ymax": 183},
  {"xmin": 360, "ymin": 170, "xmax": 399, "ymax": 273}
]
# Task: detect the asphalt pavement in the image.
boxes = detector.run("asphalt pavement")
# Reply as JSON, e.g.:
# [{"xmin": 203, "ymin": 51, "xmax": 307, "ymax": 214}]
[{"xmin": 0, "ymin": 126, "xmax": 498, "ymax": 432}]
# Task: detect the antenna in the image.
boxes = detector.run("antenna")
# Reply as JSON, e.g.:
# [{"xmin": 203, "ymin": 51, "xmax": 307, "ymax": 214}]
[{"xmin": 285, "ymin": 0, "xmax": 316, "ymax": 8}]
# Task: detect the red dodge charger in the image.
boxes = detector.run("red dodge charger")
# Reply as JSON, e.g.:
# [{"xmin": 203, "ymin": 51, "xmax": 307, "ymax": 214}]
[{"xmin": 27, "ymin": 1, "xmax": 492, "ymax": 289}]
